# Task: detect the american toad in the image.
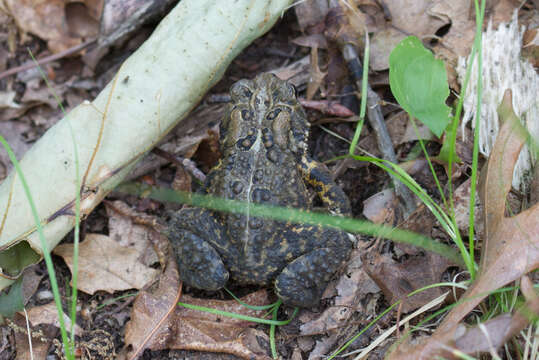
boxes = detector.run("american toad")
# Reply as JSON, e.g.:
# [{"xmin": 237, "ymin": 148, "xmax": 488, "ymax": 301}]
[{"xmin": 167, "ymin": 73, "xmax": 353, "ymax": 307}]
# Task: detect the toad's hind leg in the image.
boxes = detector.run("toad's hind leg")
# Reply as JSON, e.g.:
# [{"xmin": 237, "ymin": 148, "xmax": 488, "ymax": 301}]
[
  {"xmin": 166, "ymin": 208, "xmax": 229, "ymax": 291},
  {"xmin": 274, "ymin": 228, "xmax": 352, "ymax": 307}
]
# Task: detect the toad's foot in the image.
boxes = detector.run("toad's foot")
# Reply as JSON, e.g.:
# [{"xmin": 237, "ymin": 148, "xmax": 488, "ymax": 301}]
[
  {"xmin": 274, "ymin": 247, "xmax": 345, "ymax": 307},
  {"xmin": 167, "ymin": 209, "xmax": 229, "ymax": 291}
]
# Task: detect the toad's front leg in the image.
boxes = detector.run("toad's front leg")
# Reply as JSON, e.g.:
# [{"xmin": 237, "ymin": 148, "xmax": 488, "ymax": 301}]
[
  {"xmin": 299, "ymin": 156, "xmax": 352, "ymax": 216},
  {"xmin": 167, "ymin": 208, "xmax": 229, "ymax": 291}
]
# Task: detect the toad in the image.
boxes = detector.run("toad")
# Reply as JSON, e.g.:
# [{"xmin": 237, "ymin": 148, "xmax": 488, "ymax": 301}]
[{"xmin": 167, "ymin": 73, "xmax": 353, "ymax": 307}]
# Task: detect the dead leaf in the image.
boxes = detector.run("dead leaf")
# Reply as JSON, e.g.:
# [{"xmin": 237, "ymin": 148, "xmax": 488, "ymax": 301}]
[
  {"xmin": 522, "ymin": 27, "xmax": 539, "ymax": 67},
  {"xmin": 124, "ymin": 243, "xmax": 272, "ymax": 359},
  {"xmin": 4, "ymin": 0, "xmax": 84, "ymax": 53},
  {"xmin": 54, "ymin": 233, "xmax": 159, "ymax": 294},
  {"xmin": 22, "ymin": 301, "xmax": 82, "ymax": 335},
  {"xmin": 430, "ymin": 0, "xmax": 515, "ymax": 63},
  {"xmin": 299, "ymin": 99, "xmax": 354, "ymax": 117},
  {"xmin": 122, "ymin": 232, "xmax": 179, "ymax": 359},
  {"xmin": 20, "ymin": 80, "xmax": 66, "ymax": 109},
  {"xmin": 0, "ymin": 90, "xmax": 20, "ymax": 109},
  {"xmin": 306, "ymin": 47, "xmax": 327, "ymax": 100},
  {"xmin": 20, "ymin": 265, "xmax": 44, "ymax": 306},
  {"xmin": 363, "ymin": 188, "xmax": 397, "ymax": 224},
  {"xmin": 387, "ymin": 90, "xmax": 539, "ymax": 359},
  {"xmin": 0, "ymin": 120, "xmax": 33, "ymax": 180},
  {"xmin": 106, "ymin": 200, "xmax": 159, "ymax": 267},
  {"xmin": 65, "ymin": 2, "xmax": 100, "ymax": 38},
  {"xmin": 369, "ymin": 28, "xmax": 407, "ymax": 71},
  {"xmin": 166, "ymin": 291, "xmax": 272, "ymax": 359},
  {"xmin": 452, "ymin": 178, "xmax": 484, "ymax": 239},
  {"xmin": 11, "ymin": 312, "xmax": 57, "ymax": 360},
  {"xmin": 362, "ymin": 250, "xmax": 452, "ymax": 313},
  {"xmin": 172, "ymin": 165, "xmax": 192, "ymax": 193},
  {"xmin": 294, "ymin": 0, "xmax": 329, "ymax": 32},
  {"xmin": 292, "ymin": 34, "xmax": 328, "ymax": 49},
  {"xmin": 300, "ymin": 250, "xmax": 380, "ymax": 336},
  {"xmin": 385, "ymin": 0, "xmax": 448, "ymax": 39}
]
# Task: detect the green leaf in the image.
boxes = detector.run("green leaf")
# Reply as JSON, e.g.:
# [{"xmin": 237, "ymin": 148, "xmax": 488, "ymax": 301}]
[
  {"xmin": 389, "ymin": 36, "xmax": 451, "ymax": 137},
  {"xmin": 0, "ymin": 276, "xmax": 24, "ymax": 318},
  {"xmin": 0, "ymin": 241, "xmax": 40, "ymax": 277}
]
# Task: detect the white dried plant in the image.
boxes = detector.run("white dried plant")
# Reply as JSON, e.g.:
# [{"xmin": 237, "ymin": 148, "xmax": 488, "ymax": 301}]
[{"xmin": 457, "ymin": 11, "xmax": 538, "ymax": 192}]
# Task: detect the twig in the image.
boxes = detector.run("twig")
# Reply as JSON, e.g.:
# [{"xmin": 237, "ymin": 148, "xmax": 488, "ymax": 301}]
[
  {"xmin": 342, "ymin": 43, "xmax": 417, "ymax": 216},
  {"xmin": 151, "ymin": 148, "xmax": 207, "ymax": 183},
  {"xmin": 0, "ymin": 39, "xmax": 96, "ymax": 80}
]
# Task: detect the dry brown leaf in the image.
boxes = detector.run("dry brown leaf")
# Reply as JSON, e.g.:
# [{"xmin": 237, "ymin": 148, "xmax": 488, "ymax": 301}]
[
  {"xmin": 166, "ymin": 291, "xmax": 272, "ymax": 359},
  {"xmin": 387, "ymin": 90, "xmax": 539, "ymax": 359},
  {"xmin": 21, "ymin": 301, "xmax": 82, "ymax": 335},
  {"xmin": 11, "ymin": 312, "xmax": 57, "ymax": 360},
  {"xmin": 4, "ymin": 0, "xmax": 101, "ymax": 53},
  {"xmin": 298, "ymin": 99, "xmax": 354, "ymax": 117},
  {"xmin": 300, "ymin": 250, "xmax": 380, "ymax": 336},
  {"xmin": 430, "ymin": 0, "xmax": 515, "ymax": 63},
  {"xmin": 124, "ymin": 245, "xmax": 273, "ymax": 359},
  {"xmin": 362, "ymin": 188, "xmax": 397, "ymax": 224},
  {"xmin": 369, "ymin": 28, "xmax": 407, "ymax": 71},
  {"xmin": 294, "ymin": 0, "xmax": 329, "ymax": 32},
  {"xmin": 522, "ymin": 27, "xmax": 539, "ymax": 67},
  {"xmin": 54, "ymin": 233, "xmax": 159, "ymax": 294},
  {"xmin": 385, "ymin": 0, "xmax": 448, "ymax": 39},
  {"xmin": 292, "ymin": 34, "xmax": 329, "ymax": 49},
  {"xmin": 171, "ymin": 165, "xmax": 192, "ymax": 193},
  {"xmin": 306, "ymin": 47, "xmax": 327, "ymax": 100},
  {"xmin": 123, "ymin": 243, "xmax": 181, "ymax": 359},
  {"xmin": 452, "ymin": 178, "xmax": 484, "ymax": 239},
  {"xmin": 106, "ymin": 200, "xmax": 159, "ymax": 267},
  {"xmin": 442, "ymin": 276, "xmax": 539, "ymax": 356},
  {"xmin": 0, "ymin": 120, "xmax": 33, "ymax": 180},
  {"xmin": 362, "ymin": 250, "xmax": 452, "ymax": 313}
]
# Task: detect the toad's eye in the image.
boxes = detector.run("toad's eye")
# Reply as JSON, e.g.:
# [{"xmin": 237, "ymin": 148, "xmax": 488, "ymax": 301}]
[
  {"xmin": 230, "ymin": 80, "xmax": 253, "ymax": 102},
  {"xmin": 266, "ymin": 108, "xmax": 282, "ymax": 121},
  {"xmin": 288, "ymin": 83, "xmax": 297, "ymax": 98}
]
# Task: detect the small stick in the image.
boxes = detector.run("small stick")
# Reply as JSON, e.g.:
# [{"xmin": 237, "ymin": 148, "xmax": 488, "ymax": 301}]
[
  {"xmin": 342, "ymin": 43, "xmax": 417, "ymax": 216},
  {"xmin": 0, "ymin": 38, "xmax": 96, "ymax": 80},
  {"xmin": 151, "ymin": 148, "xmax": 206, "ymax": 183}
]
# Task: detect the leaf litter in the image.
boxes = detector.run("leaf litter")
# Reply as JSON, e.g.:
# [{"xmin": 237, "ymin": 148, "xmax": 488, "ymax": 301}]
[
  {"xmin": 387, "ymin": 91, "xmax": 539, "ymax": 359},
  {"xmin": 0, "ymin": 1, "xmax": 537, "ymax": 359}
]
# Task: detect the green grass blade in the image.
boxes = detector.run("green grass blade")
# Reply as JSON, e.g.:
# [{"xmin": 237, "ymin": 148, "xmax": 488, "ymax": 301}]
[
  {"xmin": 349, "ymin": 34, "xmax": 370, "ymax": 156},
  {"xmin": 28, "ymin": 49, "xmax": 82, "ymax": 349},
  {"xmin": 177, "ymin": 301, "xmax": 297, "ymax": 326},
  {"xmin": 118, "ymin": 183, "xmax": 464, "ymax": 265},
  {"xmin": 0, "ymin": 136, "xmax": 73, "ymax": 359}
]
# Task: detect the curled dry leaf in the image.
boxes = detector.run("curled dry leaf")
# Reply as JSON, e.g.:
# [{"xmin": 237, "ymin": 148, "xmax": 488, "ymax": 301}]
[
  {"xmin": 387, "ymin": 90, "xmax": 539, "ymax": 359},
  {"xmin": 522, "ymin": 27, "xmax": 539, "ymax": 67},
  {"xmin": 455, "ymin": 276, "xmax": 539, "ymax": 355},
  {"xmin": 54, "ymin": 233, "xmax": 159, "ymax": 294},
  {"xmin": 124, "ymin": 239, "xmax": 181, "ymax": 359}
]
